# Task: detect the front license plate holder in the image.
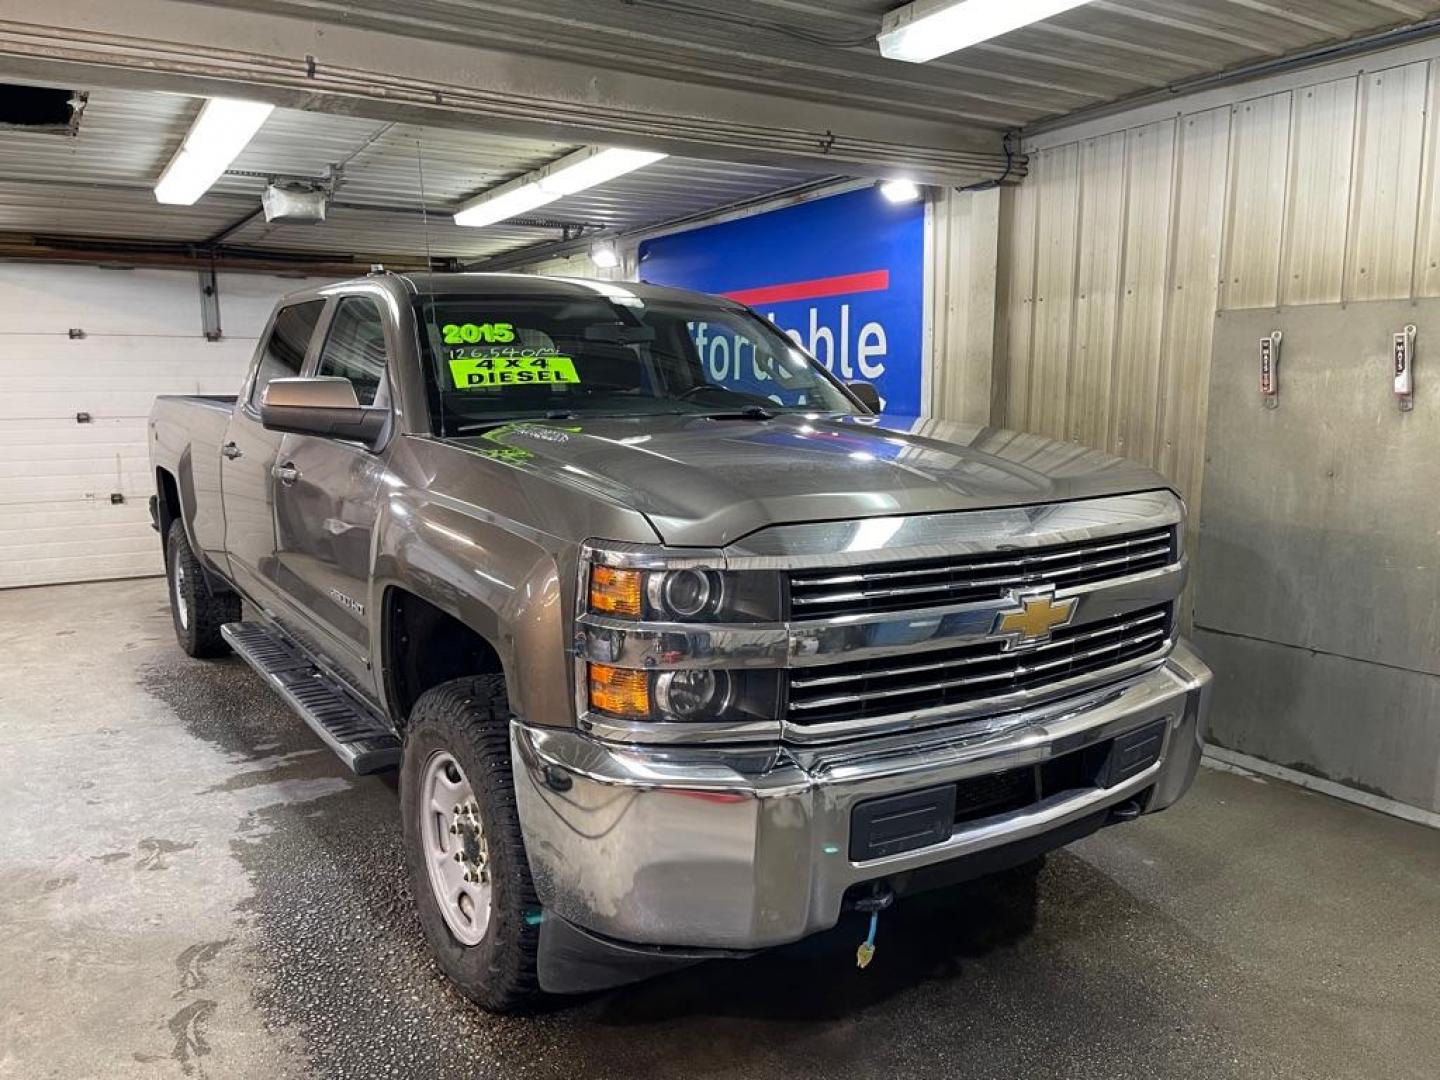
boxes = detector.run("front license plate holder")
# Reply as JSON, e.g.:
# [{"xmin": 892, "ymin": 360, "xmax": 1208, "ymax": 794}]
[{"xmin": 849, "ymin": 784, "xmax": 957, "ymax": 862}]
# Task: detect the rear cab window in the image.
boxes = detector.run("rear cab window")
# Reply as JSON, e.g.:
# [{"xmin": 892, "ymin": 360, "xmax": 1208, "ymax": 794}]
[{"xmin": 249, "ymin": 299, "xmax": 325, "ymax": 410}]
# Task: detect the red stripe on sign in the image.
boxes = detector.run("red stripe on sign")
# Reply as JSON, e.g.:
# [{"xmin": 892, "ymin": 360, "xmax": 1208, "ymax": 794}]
[{"xmin": 723, "ymin": 269, "xmax": 890, "ymax": 306}]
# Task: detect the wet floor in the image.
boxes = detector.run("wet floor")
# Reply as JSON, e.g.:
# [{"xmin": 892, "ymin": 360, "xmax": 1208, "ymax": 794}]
[{"xmin": 3, "ymin": 578, "xmax": 1437, "ymax": 1079}]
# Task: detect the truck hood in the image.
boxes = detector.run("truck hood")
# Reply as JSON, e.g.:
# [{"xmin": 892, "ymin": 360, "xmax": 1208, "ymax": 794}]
[{"xmin": 446, "ymin": 413, "xmax": 1171, "ymax": 547}]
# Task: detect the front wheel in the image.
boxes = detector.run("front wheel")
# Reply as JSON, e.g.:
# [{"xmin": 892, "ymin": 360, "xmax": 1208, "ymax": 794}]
[
  {"xmin": 400, "ymin": 676, "xmax": 541, "ymax": 1012},
  {"xmin": 165, "ymin": 519, "xmax": 239, "ymax": 658}
]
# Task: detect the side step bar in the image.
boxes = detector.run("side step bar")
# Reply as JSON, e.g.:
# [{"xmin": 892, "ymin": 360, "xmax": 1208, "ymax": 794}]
[{"xmin": 222, "ymin": 621, "xmax": 401, "ymax": 775}]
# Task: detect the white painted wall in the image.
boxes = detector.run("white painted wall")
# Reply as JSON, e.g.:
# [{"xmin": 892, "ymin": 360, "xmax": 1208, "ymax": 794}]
[{"xmin": 0, "ymin": 265, "xmax": 325, "ymax": 588}]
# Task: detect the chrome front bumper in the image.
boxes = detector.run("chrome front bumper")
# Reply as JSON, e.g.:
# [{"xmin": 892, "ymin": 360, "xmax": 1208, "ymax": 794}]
[{"xmin": 512, "ymin": 640, "xmax": 1211, "ymax": 951}]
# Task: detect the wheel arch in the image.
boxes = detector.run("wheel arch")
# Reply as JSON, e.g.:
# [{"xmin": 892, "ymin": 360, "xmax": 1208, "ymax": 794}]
[
  {"xmin": 154, "ymin": 466, "xmax": 182, "ymax": 556},
  {"xmin": 381, "ymin": 586, "xmax": 508, "ymax": 730},
  {"xmin": 156, "ymin": 462, "xmax": 233, "ymax": 597},
  {"xmin": 371, "ymin": 491, "xmax": 576, "ymax": 733}
]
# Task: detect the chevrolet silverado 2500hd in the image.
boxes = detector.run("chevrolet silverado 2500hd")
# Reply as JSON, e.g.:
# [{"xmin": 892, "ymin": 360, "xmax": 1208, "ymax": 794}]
[{"xmin": 148, "ymin": 271, "xmax": 1211, "ymax": 1010}]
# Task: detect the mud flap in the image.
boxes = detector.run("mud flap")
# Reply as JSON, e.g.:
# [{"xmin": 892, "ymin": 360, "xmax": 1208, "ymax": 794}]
[{"xmin": 536, "ymin": 914, "xmax": 751, "ymax": 995}]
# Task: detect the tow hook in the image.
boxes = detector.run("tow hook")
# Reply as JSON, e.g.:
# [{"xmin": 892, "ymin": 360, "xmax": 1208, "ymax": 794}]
[{"xmin": 852, "ymin": 883, "xmax": 895, "ymax": 970}]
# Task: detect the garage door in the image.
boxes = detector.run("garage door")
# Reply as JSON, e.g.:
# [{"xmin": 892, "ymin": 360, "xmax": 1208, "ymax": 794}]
[{"xmin": 0, "ymin": 265, "xmax": 316, "ymax": 588}]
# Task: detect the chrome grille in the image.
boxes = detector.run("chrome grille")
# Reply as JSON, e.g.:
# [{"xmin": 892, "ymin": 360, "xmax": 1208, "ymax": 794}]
[
  {"xmin": 788, "ymin": 527, "xmax": 1175, "ymax": 620},
  {"xmin": 786, "ymin": 606, "xmax": 1173, "ymax": 727}
]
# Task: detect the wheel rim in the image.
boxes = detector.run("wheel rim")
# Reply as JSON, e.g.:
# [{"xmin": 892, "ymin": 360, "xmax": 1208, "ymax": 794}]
[
  {"xmin": 420, "ymin": 750, "xmax": 491, "ymax": 946},
  {"xmin": 172, "ymin": 554, "xmax": 190, "ymax": 630}
]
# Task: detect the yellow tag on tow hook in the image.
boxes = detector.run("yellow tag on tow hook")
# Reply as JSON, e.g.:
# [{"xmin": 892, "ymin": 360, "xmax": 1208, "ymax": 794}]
[{"xmin": 856, "ymin": 910, "xmax": 879, "ymax": 969}]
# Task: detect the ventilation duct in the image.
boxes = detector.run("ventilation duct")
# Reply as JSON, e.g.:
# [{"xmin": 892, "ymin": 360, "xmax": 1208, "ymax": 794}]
[{"xmin": 0, "ymin": 83, "xmax": 83, "ymax": 134}]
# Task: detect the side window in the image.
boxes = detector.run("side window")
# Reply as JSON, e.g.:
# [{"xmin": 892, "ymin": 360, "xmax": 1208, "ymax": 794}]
[
  {"xmin": 249, "ymin": 300, "xmax": 324, "ymax": 410},
  {"xmin": 316, "ymin": 297, "xmax": 387, "ymax": 406}
]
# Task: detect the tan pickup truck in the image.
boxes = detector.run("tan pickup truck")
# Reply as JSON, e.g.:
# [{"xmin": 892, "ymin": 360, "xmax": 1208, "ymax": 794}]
[{"xmin": 149, "ymin": 270, "xmax": 1210, "ymax": 1010}]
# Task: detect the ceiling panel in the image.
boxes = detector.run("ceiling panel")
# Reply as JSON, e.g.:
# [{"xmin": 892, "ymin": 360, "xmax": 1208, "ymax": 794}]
[
  {"xmin": 205, "ymin": 0, "xmax": 1440, "ymax": 130},
  {"xmin": 216, "ymin": 114, "xmax": 576, "ymax": 207},
  {"xmin": 222, "ymin": 204, "xmax": 557, "ymax": 261},
  {"xmin": 0, "ymin": 87, "xmax": 831, "ymax": 264},
  {"xmin": 3, "ymin": 0, "xmax": 1438, "ymax": 266},
  {"xmin": 0, "ymin": 179, "xmax": 242, "ymax": 242},
  {"xmin": 0, "ymin": 88, "xmax": 191, "ymax": 187}
]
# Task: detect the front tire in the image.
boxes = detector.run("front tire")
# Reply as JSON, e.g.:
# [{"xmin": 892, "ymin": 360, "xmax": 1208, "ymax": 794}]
[
  {"xmin": 400, "ymin": 676, "xmax": 541, "ymax": 1012},
  {"xmin": 165, "ymin": 520, "xmax": 239, "ymax": 658}
]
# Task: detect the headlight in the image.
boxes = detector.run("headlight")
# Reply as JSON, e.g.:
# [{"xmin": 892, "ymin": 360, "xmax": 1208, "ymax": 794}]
[
  {"xmin": 654, "ymin": 668, "xmax": 732, "ymax": 721},
  {"xmin": 587, "ymin": 662, "xmax": 778, "ymax": 724},
  {"xmin": 586, "ymin": 562, "xmax": 782, "ymax": 622},
  {"xmin": 580, "ymin": 547, "xmax": 784, "ymax": 730},
  {"xmin": 647, "ymin": 568, "xmax": 720, "ymax": 619}
]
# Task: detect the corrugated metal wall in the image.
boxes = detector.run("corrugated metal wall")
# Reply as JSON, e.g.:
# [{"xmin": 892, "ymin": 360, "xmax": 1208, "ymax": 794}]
[{"xmin": 1001, "ymin": 54, "xmax": 1440, "ymax": 537}]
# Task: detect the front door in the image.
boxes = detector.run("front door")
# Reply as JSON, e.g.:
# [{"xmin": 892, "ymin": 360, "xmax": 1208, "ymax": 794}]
[
  {"xmin": 270, "ymin": 295, "xmax": 389, "ymax": 698},
  {"xmin": 221, "ymin": 298, "xmax": 326, "ymax": 599}
]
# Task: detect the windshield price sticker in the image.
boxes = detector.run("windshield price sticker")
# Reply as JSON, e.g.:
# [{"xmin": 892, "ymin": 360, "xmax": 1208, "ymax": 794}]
[
  {"xmin": 441, "ymin": 322, "xmax": 515, "ymax": 345},
  {"xmin": 448, "ymin": 354, "xmax": 580, "ymax": 389},
  {"xmin": 445, "ymin": 346, "xmax": 557, "ymax": 360}
]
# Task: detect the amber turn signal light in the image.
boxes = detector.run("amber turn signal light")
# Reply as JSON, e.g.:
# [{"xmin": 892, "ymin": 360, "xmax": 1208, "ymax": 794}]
[
  {"xmin": 589, "ymin": 565, "xmax": 642, "ymax": 617},
  {"xmin": 588, "ymin": 663, "xmax": 650, "ymax": 718}
]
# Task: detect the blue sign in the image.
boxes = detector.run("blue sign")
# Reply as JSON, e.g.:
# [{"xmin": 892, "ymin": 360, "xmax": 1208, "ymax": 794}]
[{"xmin": 637, "ymin": 187, "xmax": 925, "ymax": 415}]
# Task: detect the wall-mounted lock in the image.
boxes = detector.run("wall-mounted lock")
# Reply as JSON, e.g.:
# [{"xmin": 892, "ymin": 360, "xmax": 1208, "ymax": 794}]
[
  {"xmin": 1393, "ymin": 324, "xmax": 1416, "ymax": 412},
  {"xmin": 1259, "ymin": 331, "xmax": 1282, "ymax": 410}
]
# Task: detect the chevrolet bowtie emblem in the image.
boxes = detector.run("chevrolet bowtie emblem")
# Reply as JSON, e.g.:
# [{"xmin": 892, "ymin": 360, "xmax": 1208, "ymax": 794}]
[{"xmin": 994, "ymin": 589, "xmax": 1077, "ymax": 648}]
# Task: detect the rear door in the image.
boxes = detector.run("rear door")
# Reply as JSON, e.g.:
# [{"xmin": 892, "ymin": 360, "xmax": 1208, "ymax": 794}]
[
  {"xmin": 220, "ymin": 298, "xmax": 326, "ymax": 597},
  {"xmin": 270, "ymin": 295, "xmax": 390, "ymax": 696}
]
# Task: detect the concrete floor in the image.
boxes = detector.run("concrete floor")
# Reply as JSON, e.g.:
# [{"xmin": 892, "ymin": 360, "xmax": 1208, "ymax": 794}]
[{"xmin": 2, "ymin": 578, "xmax": 1437, "ymax": 1080}]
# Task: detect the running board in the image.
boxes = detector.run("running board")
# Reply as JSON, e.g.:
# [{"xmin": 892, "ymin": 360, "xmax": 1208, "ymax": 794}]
[{"xmin": 221, "ymin": 621, "xmax": 401, "ymax": 775}]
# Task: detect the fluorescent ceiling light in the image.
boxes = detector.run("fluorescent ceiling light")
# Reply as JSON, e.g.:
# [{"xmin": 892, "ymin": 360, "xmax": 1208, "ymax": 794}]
[
  {"xmin": 878, "ymin": 0, "xmax": 1093, "ymax": 63},
  {"xmin": 452, "ymin": 185, "xmax": 556, "ymax": 229},
  {"xmin": 154, "ymin": 97, "xmax": 274, "ymax": 205},
  {"xmin": 879, "ymin": 178, "xmax": 921, "ymax": 203},
  {"xmin": 542, "ymin": 148, "xmax": 667, "ymax": 195},
  {"xmin": 454, "ymin": 146, "xmax": 667, "ymax": 228}
]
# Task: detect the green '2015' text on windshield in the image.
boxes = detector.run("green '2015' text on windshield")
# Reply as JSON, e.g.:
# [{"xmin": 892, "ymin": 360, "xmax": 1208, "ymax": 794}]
[{"xmin": 441, "ymin": 322, "xmax": 515, "ymax": 345}]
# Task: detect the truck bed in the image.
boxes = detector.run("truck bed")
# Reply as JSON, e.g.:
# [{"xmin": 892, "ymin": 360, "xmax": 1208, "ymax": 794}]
[{"xmin": 149, "ymin": 394, "xmax": 239, "ymax": 561}]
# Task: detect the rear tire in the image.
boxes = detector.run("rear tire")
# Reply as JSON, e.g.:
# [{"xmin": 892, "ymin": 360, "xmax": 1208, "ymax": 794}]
[
  {"xmin": 165, "ymin": 519, "xmax": 239, "ymax": 658},
  {"xmin": 400, "ymin": 676, "xmax": 541, "ymax": 1013}
]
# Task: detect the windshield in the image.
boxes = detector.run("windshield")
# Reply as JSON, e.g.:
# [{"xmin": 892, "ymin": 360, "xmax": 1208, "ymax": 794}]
[{"xmin": 414, "ymin": 290, "xmax": 861, "ymax": 436}]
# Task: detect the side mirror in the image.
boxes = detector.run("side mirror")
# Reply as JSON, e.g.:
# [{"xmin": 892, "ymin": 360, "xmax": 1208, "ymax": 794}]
[
  {"xmin": 260, "ymin": 377, "xmax": 388, "ymax": 447},
  {"xmin": 847, "ymin": 381, "xmax": 882, "ymax": 413}
]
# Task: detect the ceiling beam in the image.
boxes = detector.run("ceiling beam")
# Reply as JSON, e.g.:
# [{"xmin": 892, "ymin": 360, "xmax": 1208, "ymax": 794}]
[
  {"xmin": 0, "ymin": 232, "xmax": 436, "ymax": 274},
  {"xmin": 0, "ymin": 0, "xmax": 1021, "ymax": 187}
]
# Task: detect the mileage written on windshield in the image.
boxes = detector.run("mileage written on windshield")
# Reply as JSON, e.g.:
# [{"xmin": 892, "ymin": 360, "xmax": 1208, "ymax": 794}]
[{"xmin": 446, "ymin": 350, "xmax": 580, "ymax": 389}]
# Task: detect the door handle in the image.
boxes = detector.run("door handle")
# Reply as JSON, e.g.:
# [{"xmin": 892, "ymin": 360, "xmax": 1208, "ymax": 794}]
[
  {"xmin": 221, "ymin": 441, "xmax": 242, "ymax": 460},
  {"xmin": 272, "ymin": 463, "xmax": 301, "ymax": 485}
]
